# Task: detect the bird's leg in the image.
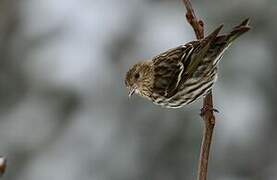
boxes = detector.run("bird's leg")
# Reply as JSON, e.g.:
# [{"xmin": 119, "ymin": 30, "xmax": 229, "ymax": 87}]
[{"xmin": 200, "ymin": 105, "xmax": 219, "ymax": 117}]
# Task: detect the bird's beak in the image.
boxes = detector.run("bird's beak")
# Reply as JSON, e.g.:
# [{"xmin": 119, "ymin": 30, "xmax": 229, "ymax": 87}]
[{"xmin": 128, "ymin": 86, "xmax": 136, "ymax": 98}]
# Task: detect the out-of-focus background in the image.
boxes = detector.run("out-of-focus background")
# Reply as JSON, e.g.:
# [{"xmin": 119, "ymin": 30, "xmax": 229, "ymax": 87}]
[{"xmin": 0, "ymin": 0, "xmax": 276, "ymax": 179}]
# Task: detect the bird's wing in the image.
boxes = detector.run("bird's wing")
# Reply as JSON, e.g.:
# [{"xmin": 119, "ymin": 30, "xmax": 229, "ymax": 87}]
[
  {"xmin": 152, "ymin": 25, "xmax": 223, "ymax": 98},
  {"xmin": 152, "ymin": 44, "xmax": 195, "ymax": 97},
  {"xmin": 184, "ymin": 25, "xmax": 223, "ymax": 78}
]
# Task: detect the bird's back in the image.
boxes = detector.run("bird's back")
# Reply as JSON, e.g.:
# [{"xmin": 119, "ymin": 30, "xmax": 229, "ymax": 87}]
[{"xmin": 150, "ymin": 19, "xmax": 250, "ymax": 108}]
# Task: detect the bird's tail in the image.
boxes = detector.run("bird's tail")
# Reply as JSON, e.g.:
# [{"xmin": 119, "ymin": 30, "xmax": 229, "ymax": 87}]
[
  {"xmin": 227, "ymin": 18, "xmax": 251, "ymax": 43},
  {"xmin": 216, "ymin": 18, "xmax": 251, "ymax": 45},
  {"xmin": 205, "ymin": 18, "xmax": 250, "ymax": 59},
  {"xmin": 186, "ymin": 18, "xmax": 250, "ymax": 76}
]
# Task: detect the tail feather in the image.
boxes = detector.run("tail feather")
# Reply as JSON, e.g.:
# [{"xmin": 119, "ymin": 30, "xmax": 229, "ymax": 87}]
[
  {"xmin": 185, "ymin": 19, "xmax": 250, "ymax": 76},
  {"xmin": 213, "ymin": 18, "xmax": 250, "ymax": 46},
  {"xmin": 234, "ymin": 18, "xmax": 250, "ymax": 28},
  {"xmin": 201, "ymin": 18, "xmax": 250, "ymax": 66},
  {"xmin": 225, "ymin": 18, "xmax": 251, "ymax": 43}
]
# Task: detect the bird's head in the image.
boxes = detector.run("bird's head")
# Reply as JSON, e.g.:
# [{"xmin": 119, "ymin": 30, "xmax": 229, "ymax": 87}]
[{"xmin": 125, "ymin": 61, "xmax": 153, "ymax": 98}]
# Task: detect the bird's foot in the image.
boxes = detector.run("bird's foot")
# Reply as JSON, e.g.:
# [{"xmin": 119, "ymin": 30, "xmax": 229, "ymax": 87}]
[{"xmin": 200, "ymin": 105, "xmax": 219, "ymax": 117}]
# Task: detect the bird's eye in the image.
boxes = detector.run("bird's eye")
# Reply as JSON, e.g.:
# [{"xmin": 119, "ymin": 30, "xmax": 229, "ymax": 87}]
[{"xmin": 134, "ymin": 73, "xmax": 140, "ymax": 79}]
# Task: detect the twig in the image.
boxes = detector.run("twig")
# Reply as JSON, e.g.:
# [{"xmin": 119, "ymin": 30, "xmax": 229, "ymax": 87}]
[
  {"xmin": 182, "ymin": 1, "xmax": 216, "ymax": 180},
  {"xmin": 182, "ymin": 0, "xmax": 204, "ymax": 39}
]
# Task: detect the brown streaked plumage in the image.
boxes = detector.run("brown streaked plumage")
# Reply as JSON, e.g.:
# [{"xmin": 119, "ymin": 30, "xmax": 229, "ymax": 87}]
[{"xmin": 125, "ymin": 18, "xmax": 250, "ymax": 108}]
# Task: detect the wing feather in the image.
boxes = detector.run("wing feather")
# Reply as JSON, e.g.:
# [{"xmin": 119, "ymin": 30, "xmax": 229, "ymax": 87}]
[
  {"xmin": 153, "ymin": 44, "xmax": 195, "ymax": 97},
  {"xmin": 152, "ymin": 24, "xmax": 223, "ymax": 98}
]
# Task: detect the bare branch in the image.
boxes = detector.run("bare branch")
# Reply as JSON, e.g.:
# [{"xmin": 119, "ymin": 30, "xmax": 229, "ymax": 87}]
[
  {"xmin": 182, "ymin": 0, "xmax": 204, "ymax": 39},
  {"xmin": 182, "ymin": 1, "xmax": 216, "ymax": 180}
]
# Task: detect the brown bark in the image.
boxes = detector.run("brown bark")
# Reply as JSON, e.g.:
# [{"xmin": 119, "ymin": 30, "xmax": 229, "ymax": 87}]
[{"xmin": 182, "ymin": 1, "xmax": 216, "ymax": 180}]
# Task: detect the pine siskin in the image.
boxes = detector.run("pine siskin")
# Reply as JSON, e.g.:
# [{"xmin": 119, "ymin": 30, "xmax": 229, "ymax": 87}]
[{"xmin": 125, "ymin": 18, "xmax": 250, "ymax": 108}]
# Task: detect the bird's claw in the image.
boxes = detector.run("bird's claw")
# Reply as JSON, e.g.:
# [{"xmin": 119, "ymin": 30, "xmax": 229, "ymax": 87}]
[{"xmin": 200, "ymin": 105, "xmax": 219, "ymax": 117}]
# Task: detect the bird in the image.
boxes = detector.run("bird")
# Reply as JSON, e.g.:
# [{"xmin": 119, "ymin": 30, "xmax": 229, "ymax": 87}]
[{"xmin": 125, "ymin": 18, "xmax": 250, "ymax": 108}]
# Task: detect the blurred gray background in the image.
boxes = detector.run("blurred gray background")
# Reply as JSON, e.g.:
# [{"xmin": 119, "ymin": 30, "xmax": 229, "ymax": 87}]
[{"xmin": 0, "ymin": 0, "xmax": 276, "ymax": 180}]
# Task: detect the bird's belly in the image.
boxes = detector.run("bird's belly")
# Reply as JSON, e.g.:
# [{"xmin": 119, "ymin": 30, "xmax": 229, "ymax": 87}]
[{"xmin": 151, "ymin": 75, "xmax": 217, "ymax": 108}]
